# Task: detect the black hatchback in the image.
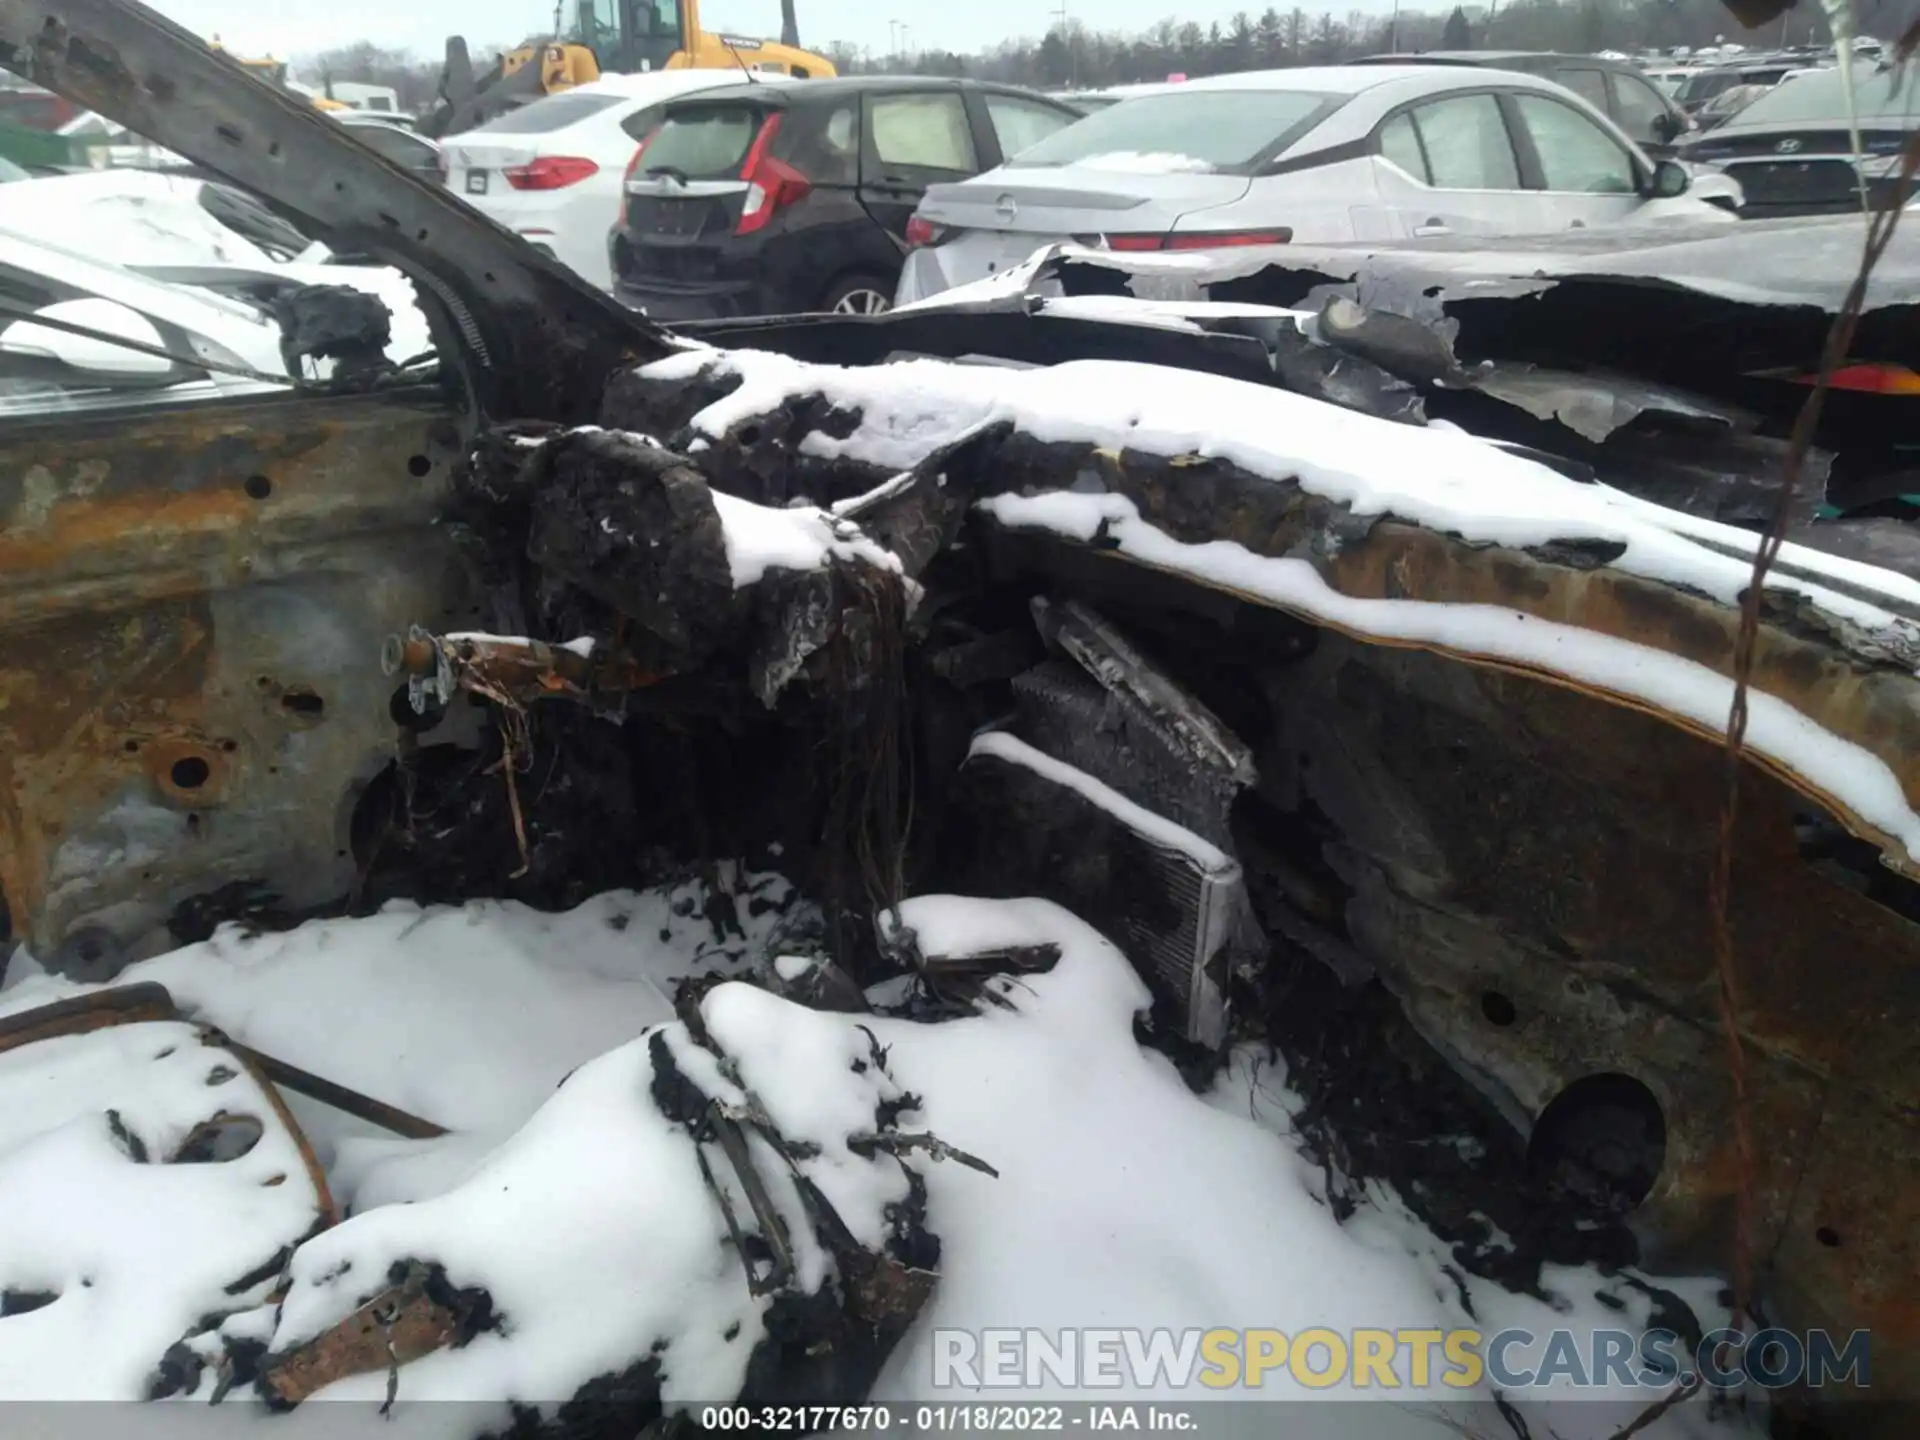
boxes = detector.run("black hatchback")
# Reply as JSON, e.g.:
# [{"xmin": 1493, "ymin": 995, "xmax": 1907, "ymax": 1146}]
[{"xmin": 609, "ymin": 76, "xmax": 1084, "ymax": 319}]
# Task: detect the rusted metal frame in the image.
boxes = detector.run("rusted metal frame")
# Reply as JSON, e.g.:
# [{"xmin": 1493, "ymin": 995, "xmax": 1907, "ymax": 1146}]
[
  {"xmin": 0, "ymin": 387, "xmax": 461, "ymax": 619},
  {"xmin": 0, "ymin": 982, "xmax": 341, "ymax": 1223},
  {"xmin": 0, "ymin": 385, "xmax": 469, "ymax": 953},
  {"xmin": 0, "ymin": 984, "xmax": 446, "ymax": 1144},
  {"xmin": 1325, "ymin": 522, "xmax": 1920, "ymax": 850},
  {"xmin": 978, "ymin": 516, "xmax": 1920, "ymax": 880},
  {"xmin": 223, "ymin": 1031, "xmax": 342, "ymax": 1225},
  {"xmin": 383, "ymin": 630, "xmax": 668, "ymax": 712},
  {"xmin": 0, "ymin": 0, "xmax": 674, "ymax": 426},
  {"xmin": 216, "ymin": 1036, "xmax": 451, "ymax": 1142},
  {"xmin": 256, "ymin": 1261, "xmax": 467, "ymax": 1408},
  {"xmin": 0, "ymin": 980, "xmax": 175, "ymax": 1052}
]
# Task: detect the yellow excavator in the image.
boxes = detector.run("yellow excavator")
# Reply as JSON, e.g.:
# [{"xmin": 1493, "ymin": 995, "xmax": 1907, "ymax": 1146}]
[
  {"xmin": 208, "ymin": 39, "xmax": 352, "ymax": 113},
  {"xmin": 421, "ymin": 0, "xmax": 835, "ymax": 139}
]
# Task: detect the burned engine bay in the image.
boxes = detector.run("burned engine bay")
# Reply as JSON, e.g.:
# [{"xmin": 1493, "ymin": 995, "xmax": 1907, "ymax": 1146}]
[{"xmin": 3, "ymin": 2, "xmax": 1920, "ymax": 1437}]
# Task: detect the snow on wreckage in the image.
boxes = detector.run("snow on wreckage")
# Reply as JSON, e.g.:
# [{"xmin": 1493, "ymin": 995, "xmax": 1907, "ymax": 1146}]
[{"xmin": 1, "ymin": 1, "xmax": 1919, "ymax": 1436}]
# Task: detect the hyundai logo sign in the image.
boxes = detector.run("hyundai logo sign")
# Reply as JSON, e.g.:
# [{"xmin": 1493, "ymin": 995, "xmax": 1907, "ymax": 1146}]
[{"xmin": 1775, "ymin": 138, "xmax": 1803, "ymax": 154}]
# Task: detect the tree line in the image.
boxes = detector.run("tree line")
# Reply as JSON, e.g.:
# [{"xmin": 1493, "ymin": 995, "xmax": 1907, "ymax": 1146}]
[
  {"xmin": 297, "ymin": 0, "xmax": 1869, "ymax": 108},
  {"xmin": 820, "ymin": 1, "xmax": 1830, "ymax": 89}
]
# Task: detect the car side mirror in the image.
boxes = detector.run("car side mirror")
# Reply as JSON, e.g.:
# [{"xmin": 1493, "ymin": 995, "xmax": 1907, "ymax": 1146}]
[
  {"xmin": 1652, "ymin": 112, "xmax": 1680, "ymax": 144},
  {"xmin": 0, "ymin": 298, "xmax": 186, "ymax": 385},
  {"xmin": 1650, "ymin": 159, "xmax": 1691, "ymax": 199}
]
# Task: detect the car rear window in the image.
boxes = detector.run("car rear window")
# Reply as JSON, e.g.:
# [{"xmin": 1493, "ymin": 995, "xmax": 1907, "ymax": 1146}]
[
  {"xmin": 1677, "ymin": 70, "xmax": 1740, "ymax": 105},
  {"xmin": 471, "ymin": 92, "xmax": 629, "ymax": 134},
  {"xmin": 1003, "ymin": 89, "xmax": 1342, "ymax": 174},
  {"xmin": 1722, "ymin": 66, "xmax": 1920, "ymax": 127},
  {"xmin": 638, "ymin": 104, "xmax": 764, "ymax": 178},
  {"xmin": 349, "ymin": 125, "xmax": 435, "ymax": 168}
]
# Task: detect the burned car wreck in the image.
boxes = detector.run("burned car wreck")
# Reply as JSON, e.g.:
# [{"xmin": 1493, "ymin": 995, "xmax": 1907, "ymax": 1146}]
[{"xmin": 2, "ymin": 1, "xmax": 1919, "ymax": 1436}]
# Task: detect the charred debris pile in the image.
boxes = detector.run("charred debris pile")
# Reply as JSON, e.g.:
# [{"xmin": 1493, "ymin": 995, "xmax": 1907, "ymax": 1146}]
[
  {"xmin": 340, "ymin": 310, "xmax": 1920, "ymax": 1434},
  {"xmin": 365, "ymin": 349, "xmax": 1736, "ymax": 1339}
]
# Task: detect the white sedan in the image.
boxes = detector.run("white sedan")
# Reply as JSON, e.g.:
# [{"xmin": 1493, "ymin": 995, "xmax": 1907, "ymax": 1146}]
[
  {"xmin": 444, "ymin": 71, "xmax": 789, "ymax": 290},
  {"xmin": 897, "ymin": 64, "xmax": 1739, "ymax": 306}
]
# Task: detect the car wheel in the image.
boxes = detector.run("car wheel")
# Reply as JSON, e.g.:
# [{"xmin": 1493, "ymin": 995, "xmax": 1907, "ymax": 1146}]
[{"xmin": 822, "ymin": 274, "xmax": 894, "ymax": 315}]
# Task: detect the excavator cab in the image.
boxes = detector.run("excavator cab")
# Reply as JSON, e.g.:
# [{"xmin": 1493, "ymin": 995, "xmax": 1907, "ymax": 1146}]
[
  {"xmin": 573, "ymin": 0, "xmax": 834, "ymax": 78},
  {"xmin": 581, "ymin": 0, "xmax": 683, "ymax": 74},
  {"xmin": 424, "ymin": 0, "xmax": 833, "ymax": 140}
]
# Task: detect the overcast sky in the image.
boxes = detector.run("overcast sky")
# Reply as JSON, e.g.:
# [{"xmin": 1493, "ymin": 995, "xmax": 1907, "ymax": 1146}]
[{"xmin": 151, "ymin": 0, "xmax": 1402, "ymax": 63}]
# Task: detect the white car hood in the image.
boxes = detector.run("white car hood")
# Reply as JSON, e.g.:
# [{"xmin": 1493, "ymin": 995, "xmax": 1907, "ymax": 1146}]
[{"xmin": 0, "ymin": 169, "xmax": 276, "ymax": 268}]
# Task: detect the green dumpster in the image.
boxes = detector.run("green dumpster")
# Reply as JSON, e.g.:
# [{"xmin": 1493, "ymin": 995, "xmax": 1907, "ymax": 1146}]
[{"xmin": 0, "ymin": 118, "xmax": 84, "ymax": 172}]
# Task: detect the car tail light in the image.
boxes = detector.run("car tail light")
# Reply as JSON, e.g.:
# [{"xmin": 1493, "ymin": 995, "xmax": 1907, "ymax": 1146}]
[
  {"xmin": 502, "ymin": 155, "xmax": 600, "ymax": 190},
  {"xmin": 619, "ymin": 127, "xmax": 660, "ymax": 227},
  {"xmin": 1101, "ymin": 228, "xmax": 1293, "ymax": 251},
  {"xmin": 1793, "ymin": 363, "xmax": 1920, "ymax": 396},
  {"xmin": 1167, "ymin": 228, "xmax": 1292, "ymax": 249},
  {"xmin": 735, "ymin": 113, "xmax": 811, "ymax": 236},
  {"xmin": 905, "ymin": 214, "xmax": 948, "ymax": 249}
]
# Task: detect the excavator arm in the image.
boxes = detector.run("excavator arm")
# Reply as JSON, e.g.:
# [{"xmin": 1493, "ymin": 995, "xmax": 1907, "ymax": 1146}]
[
  {"xmin": 0, "ymin": 0, "xmax": 674, "ymax": 425},
  {"xmin": 419, "ymin": 35, "xmax": 602, "ymax": 141}
]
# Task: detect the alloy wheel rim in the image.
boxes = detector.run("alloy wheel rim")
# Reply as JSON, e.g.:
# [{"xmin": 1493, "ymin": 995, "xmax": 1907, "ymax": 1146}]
[{"xmin": 831, "ymin": 288, "xmax": 891, "ymax": 315}]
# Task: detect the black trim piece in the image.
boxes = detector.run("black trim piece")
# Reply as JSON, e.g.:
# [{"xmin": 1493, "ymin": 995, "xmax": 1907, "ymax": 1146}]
[
  {"xmin": 1497, "ymin": 89, "xmax": 1549, "ymax": 191},
  {"xmin": 1260, "ymin": 135, "xmax": 1374, "ymax": 179}
]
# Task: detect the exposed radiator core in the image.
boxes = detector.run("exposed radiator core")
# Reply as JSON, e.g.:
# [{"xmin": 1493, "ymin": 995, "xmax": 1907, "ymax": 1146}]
[
  {"xmin": 1012, "ymin": 659, "xmax": 1239, "ymax": 850},
  {"xmin": 960, "ymin": 730, "xmax": 1241, "ymax": 1047}
]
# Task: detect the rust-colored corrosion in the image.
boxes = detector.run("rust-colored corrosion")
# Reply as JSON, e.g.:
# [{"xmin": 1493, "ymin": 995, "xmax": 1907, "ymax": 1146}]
[
  {"xmin": 844, "ymin": 1251, "xmax": 940, "ymax": 1331},
  {"xmin": 257, "ymin": 1263, "xmax": 468, "ymax": 1407},
  {"xmin": 0, "ymin": 388, "xmax": 470, "ymax": 964},
  {"xmin": 977, "ymin": 440, "xmax": 1920, "ymax": 880},
  {"xmin": 0, "ymin": 981, "xmax": 176, "ymax": 1054},
  {"xmin": 386, "ymin": 631, "xmax": 668, "ymax": 709},
  {"xmin": 978, "ymin": 514, "xmax": 1920, "ymax": 1411},
  {"xmin": 1254, "ymin": 633, "xmax": 1920, "ymax": 1407},
  {"xmin": 219, "ymin": 1030, "xmax": 342, "ymax": 1226},
  {"xmin": 1324, "ymin": 520, "xmax": 1920, "ymax": 872}
]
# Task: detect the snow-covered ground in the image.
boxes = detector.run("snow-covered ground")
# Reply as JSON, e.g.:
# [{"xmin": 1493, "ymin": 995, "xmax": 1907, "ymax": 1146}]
[{"xmin": 0, "ymin": 886, "xmax": 1753, "ymax": 1439}]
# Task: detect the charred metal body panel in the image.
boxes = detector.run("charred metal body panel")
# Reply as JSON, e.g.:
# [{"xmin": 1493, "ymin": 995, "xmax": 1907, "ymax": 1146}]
[
  {"xmin": 977, "ymin": 528, "xmax": 1920, "ymax": 1413},
  {"xmin": 612, "ymin": 364, "xmax": 1920, "ymax": 1420},
  {"xmin": 1269, "ymin": 634, "xmax": 1920, "ymax": 1401},
  {"xmin": 0, "ymin": 387, "xmax": 475, "ymax": 969}
]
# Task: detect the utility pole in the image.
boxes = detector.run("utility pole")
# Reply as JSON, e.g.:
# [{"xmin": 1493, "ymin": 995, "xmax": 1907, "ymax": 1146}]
[
  {"xmin": 1389, "ymin": 0, "xmax": 1401, "ymax": 52},
  {"xmin": 1052, "ymin": 0, "xmax": 1073, "ymax": 84},
  {"xmin": 888, "ymin": 19, "xmax": 900, "ymax": 58}
]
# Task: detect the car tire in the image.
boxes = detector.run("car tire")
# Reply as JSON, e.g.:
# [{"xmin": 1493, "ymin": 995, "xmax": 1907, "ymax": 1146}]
[{"xmin": 819, "ymin": 273, "xmax": 895, "ymax": 316}]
